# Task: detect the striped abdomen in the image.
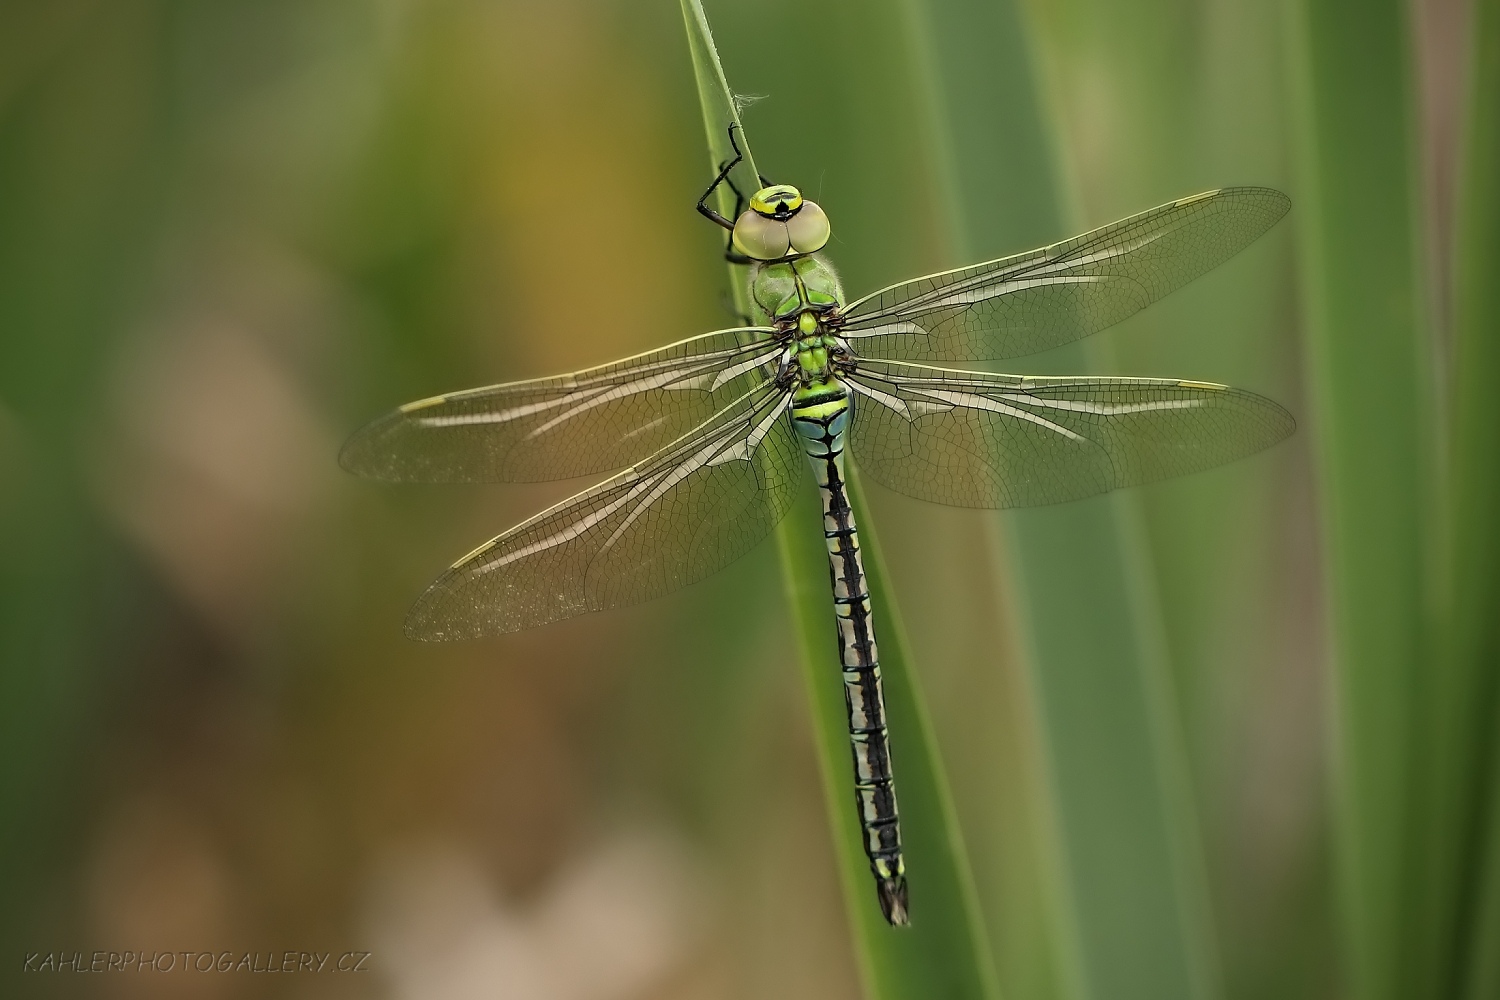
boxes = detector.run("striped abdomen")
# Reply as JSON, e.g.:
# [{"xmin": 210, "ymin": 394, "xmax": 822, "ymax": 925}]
[{"xmin": 789, "ymin": 375, "xmax": 909, "ymax": 926}]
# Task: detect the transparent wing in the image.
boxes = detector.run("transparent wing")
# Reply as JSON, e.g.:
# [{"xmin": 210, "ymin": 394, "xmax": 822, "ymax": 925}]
[
  {"xmin": 847, "ymin": 359, "xmax": 1293, "ymax": 508},
  {"xmin": 341, "ymin": 327, "xmax": 780, "ymax": 483},
  {"xmin": 840, "ymin": 188, "xmax": 1290, "ymax": 362},
  {"xmin": 406, "ymin": 381, "xmax": 802, "ymax": 639}
]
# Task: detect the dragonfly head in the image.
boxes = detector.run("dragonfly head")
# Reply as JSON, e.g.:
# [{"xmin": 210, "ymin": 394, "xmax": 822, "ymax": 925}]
[
  {"xmin": 732, "ymin": 184, "xmax": 831, "ymax": 261},
  {"xmin": 749, "ymin": 183, "xmax": 803, "ymax": 218}
]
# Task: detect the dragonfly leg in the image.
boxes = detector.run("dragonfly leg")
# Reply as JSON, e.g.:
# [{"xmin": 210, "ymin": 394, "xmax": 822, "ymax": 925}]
[
  {"xmin": 696, "ymin": 124, "xmax": 757, "ymax": 264},
  {"xmin": 828, "ymin": 339, "xmax": 858, "ymax": 368},
  {"xmin": 774, "ymin": 355, "xmax": 799, "ymax": 388},
  {"xmin": 695, "ymin": 123, "xmax": 745, "ymax": 230}
]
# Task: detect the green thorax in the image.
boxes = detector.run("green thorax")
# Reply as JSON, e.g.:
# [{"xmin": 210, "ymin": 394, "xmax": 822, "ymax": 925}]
[
  {"xmin": 792, "ymin": 316, "xmax": 840, "ymax": 379},
  {"xmin": 750, "ymin": 254, "xmax": 845, "ymax": 322}
]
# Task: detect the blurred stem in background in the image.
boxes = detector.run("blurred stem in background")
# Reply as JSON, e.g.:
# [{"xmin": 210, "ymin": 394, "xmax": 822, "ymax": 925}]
[
  {"xmin": 1452, "ymin": 0, "xmax": 1500, "ymax": 996},
  {"xmin": 908, "ymin": 1, "xmax": 1225, "ymax": 999},
  {"xmin": 1019, "ymin": 3, "xmax": 1316, "ymax": 999},
  {"xmin": 1287, "ymin": 4, "xmax": 1439, "ymax": 1000},
  {"xmin": 0, "ymin": 0, "xmax": 169, "ymax": 955}
]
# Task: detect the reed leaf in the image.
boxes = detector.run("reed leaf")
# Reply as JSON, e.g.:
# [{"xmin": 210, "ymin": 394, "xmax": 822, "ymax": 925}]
[
  {"xmin": 1453, "ymin": 1, "xmax": 1500, "ymax": 996},
  {"xmin": 1286, "ymin": 2, "xmax": 1434, "ymax": 998},
  {"xmin": 680, "ymin": 4, "xmax": 998, "ymax": 997},
  {"xmin": 1015, "ymin": 1, "xmax": 1312, "ymax": 995},
  {"xmin": 900, "ymin": 3, "xmax": 1227, "ymax": 1000}
]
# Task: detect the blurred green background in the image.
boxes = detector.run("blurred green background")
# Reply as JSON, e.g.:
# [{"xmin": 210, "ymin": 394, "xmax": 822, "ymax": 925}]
[{"xmin": 1, "ymin": 1, "xmax": 1494, "ymax": 999}]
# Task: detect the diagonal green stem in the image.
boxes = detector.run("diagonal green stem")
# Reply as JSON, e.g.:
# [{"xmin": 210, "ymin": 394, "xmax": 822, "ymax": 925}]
[{"xmin": 680, "ymin": 3, "xmax": 998, "ymax": 997}]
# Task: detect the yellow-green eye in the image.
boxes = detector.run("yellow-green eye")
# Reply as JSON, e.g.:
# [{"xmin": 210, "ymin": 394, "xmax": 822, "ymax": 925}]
[
  {"xmin": 732, "ymin": 211, "xmax": 791, "ymax": 260},
  {"xmin": 787, "ymin": 201, "xmax": 831, "ymax": 254},
  {"xmin": 750, "ymin": 184, "xmax": 803, "ymax": 218}
]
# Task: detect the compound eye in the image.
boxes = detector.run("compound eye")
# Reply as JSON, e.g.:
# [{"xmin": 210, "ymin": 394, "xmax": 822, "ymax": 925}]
[
  {"xmin": 749, "ymin": 184, "xmax": 804, "ymax": 218},
  {"xmin": 787, "ymin": 201, "xmax": 831, "ymax": 254},
  {"xmin": 732, "ymin": 211, "xmax": 790, "ymax": 260}
]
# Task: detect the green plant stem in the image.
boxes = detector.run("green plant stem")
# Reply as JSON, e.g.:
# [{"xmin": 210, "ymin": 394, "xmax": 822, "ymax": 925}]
[
  {"xmin": 680, "ymin": 3, "xmax": 997, "ymax": 997},
  {"xmin": 1453, "ymin": 1, "xmax": 1500, "ymax": 996}
]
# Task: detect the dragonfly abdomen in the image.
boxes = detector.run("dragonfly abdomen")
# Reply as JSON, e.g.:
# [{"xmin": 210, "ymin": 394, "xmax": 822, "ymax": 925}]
[{"xmin": 790, "ymin": 377, "xmax": 909, "ymax": 926}]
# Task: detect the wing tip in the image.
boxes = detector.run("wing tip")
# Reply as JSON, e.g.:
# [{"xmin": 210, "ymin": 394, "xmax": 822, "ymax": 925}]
[
  {"xmin": 402, "ymin": 589, "xmax": 451, "ymax": 642},
  {"xmin": 401, "ymin": 622, "xmax": 448, "ymax": 643},
  {"xmin": 1219, "ymin": 184, "xmax": 1293, "ymax": 221},
  {"xmin": 402, "ymin": 563, "xmax": 555, "ymax": 641},
  {"xmin": 402, "ymin": 597, "xmax": 494, "ymax": 643},
  {"xmin": 338, "ymin": 409, "xmax": 407, "ymax": 479},
  {"xmin": 1216, "ymin": 383, "xmax": 1298, "ymax": 445},
  {"xmin": 1270, "ymin": 400, "xmax": 1298, "ymax": 441},
  {"xmin": 337, "ymin": 431, "xmax": 378, "ymax": 478},
  {"xmin": 402, "ymin": 569, "xmax": 496, "ymax": 642}
]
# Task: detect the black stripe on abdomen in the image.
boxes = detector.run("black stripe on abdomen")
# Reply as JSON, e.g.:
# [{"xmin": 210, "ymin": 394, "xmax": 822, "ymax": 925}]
[{"xmin": 793, "ymin": 390, "xmax": 909, "ymax": 926}]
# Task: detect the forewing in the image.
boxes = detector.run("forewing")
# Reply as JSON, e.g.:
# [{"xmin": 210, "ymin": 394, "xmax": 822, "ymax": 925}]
[
  {"xmin": 847, "ymin": 360, "xmax": 1293, "ymax": 508},
  {"xmin": 341, "ymin": 328, "xmax": 780, "ymax": 483},
  {"xmin": 405, "ymin": 382, "xmax": 802, "ymax": 638},
  {"xmin": 840, "ymin": 188, "xmax": 1289, "ymax": 362}
]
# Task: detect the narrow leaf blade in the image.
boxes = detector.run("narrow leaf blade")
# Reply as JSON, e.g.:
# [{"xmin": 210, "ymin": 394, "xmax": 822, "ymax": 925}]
[{"xmin": 681, "ymin": 3, "xmax": 998, "ymax": 997}]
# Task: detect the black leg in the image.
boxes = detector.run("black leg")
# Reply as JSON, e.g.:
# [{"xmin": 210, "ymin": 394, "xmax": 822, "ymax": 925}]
[
  {"xmin": 695, "ymin": 123, "xmax": 745, "ymax": 230},
  {"xmin": 690, "ymin": 124, "xmax": 762, "ymax": 265},
  {"xmin": 722, "ymin": 168, "xmax": 748, "ymax": 215},
  {"xmin": 695, "ymin": 124, "xmax": 758, "ymax": 264}
]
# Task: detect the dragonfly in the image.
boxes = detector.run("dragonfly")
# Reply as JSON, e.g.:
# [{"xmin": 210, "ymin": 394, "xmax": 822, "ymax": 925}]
[{"xmin": 341, "ymin": 126, "xmax": 1294, "ymax": 927}]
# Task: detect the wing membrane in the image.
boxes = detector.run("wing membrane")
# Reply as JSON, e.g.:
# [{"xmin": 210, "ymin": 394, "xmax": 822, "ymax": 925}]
[
  {"xmin": 840, "ymin": 188, "xmax": 1289, "ymax": 362},
  {"xmin": 341, "ymin": 327, "xmax": 780, "ymax": 483},
  {"xmin": 847, "ymin": 359, "xmax": 1293, "ymax": 508},
  {"xmin": 405, "ymin": 381, "xmax": 801, "ymax": 638}
]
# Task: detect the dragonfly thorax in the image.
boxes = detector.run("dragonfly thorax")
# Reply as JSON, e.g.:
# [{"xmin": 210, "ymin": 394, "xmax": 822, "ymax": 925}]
[{"xmin": 750, "ymin": 254, "xmax": 845, "ymax": 321}]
